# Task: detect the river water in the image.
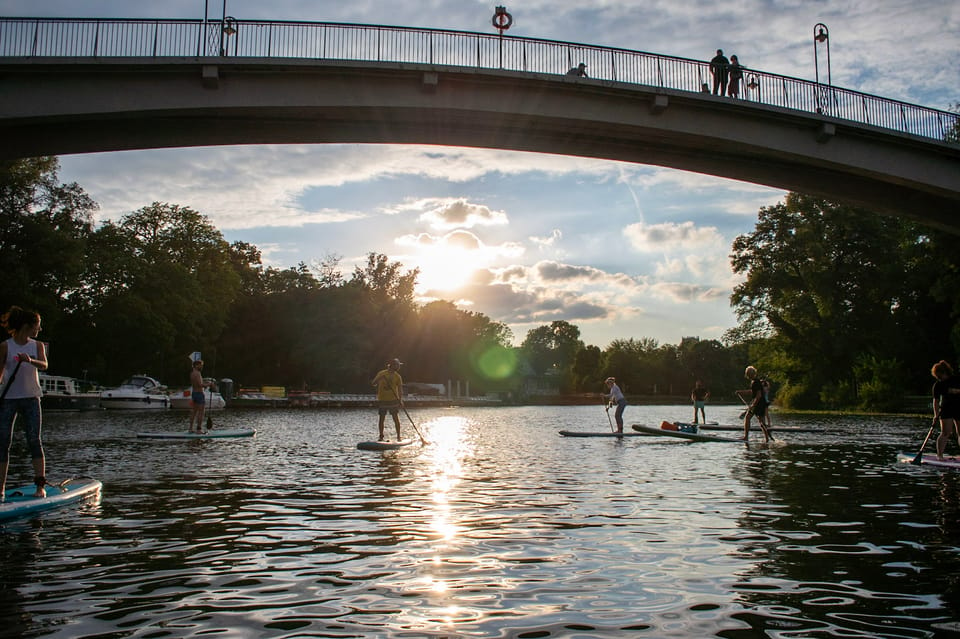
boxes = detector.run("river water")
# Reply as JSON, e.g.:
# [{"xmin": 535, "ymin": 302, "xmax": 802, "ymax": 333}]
[{"xmin": 0, "ymin": 404, "xmax": 957, "ymax": 638}]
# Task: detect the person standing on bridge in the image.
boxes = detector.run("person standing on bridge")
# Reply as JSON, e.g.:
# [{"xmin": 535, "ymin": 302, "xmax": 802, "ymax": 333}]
[
  {"xmin": 727, "ymin": 55, "xmax": 743, "ymax": 98},
  {"xmin": 566, "ymin": 62, "xmax": 588, "ymax": 78},
  {"xmin": 710, "ymin": 49, "xmax": 729, "ymax": 96}
]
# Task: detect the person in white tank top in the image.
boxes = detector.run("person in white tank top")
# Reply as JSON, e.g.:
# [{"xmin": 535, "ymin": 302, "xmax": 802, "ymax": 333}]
[{"xmin": 0, "ymin": 306, "xmax": 48, "ymax": 499}]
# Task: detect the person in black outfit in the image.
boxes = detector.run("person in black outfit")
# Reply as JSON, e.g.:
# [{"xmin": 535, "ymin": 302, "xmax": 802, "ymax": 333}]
[
  {"xmin": 931, "ymin": 360, "xmax": 960, "ymax": 460},
  {"xmin": 727, "ymin": 55, "xmax": 743, "ymax": 97},
  {"xmin": 710, "ymin": 49, "xmax": 729, "ymax": 96}
]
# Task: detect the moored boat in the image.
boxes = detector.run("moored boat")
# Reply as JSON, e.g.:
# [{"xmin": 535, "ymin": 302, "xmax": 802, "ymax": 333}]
[
  {"xmin": 100, "ymin": 375, "xmax": 170, "ymax": 409},
  {"xmin": 168, "ymin": 389, "xmax": 226, "ymax": 410},
  {"xmin": 39, "ymin": 373, "xmax": 101, "ymax": 411}
]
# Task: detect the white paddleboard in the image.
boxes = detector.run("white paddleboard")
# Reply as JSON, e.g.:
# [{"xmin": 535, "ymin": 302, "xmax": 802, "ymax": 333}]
[
  {"xmin": 0, "ymin": 477, "xmax": 102, "ymax": 521},
  {"xmin": 357, "ymin": 439, "xmax": 415, "ymax": 451},
  {"xmin": 137, "ymin": 428, "xmax": 256, "ymax": 439},
  {"xmin": 897, "ymin": 452, "xmax": 960, "ymax": 469}
]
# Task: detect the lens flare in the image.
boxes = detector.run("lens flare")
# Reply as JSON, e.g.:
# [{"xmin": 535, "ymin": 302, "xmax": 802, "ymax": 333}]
[{"xmin": 472, "ymin": 345, "xmax": 518, "ymax": 380}]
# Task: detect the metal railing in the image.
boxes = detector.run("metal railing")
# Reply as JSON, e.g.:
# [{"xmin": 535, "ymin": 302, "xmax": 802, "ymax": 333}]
[{"xmin": 1, "ymin": 17, "xmax": 957, "ymax": 143}]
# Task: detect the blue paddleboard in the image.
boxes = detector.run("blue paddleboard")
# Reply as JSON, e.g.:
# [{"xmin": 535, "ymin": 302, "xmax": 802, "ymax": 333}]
[{"xmin": 0, "ymin": 477, "xmax": 102, "ymax": 522}]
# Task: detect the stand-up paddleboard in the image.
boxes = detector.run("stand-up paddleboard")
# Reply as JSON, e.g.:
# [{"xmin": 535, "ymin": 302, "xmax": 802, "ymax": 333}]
[
  {"xmin": 686, "ymin": 422, "xmax": 822, "ymax": 433},
  {"xmin": 0, "ymin": 477, "xmax": 102, "ymax": 522},
  {"xmin": 631, "ymin": 422, "xmax": 746, "ymax": 443},
  {"xmin": 357, "ymin": 439, "xmax": 415, "ymax": 451},
  {"xmin": 558, "ymin": 430, "xmax": 648, "ymax": 437},
  {"xmin": 897, "ymin": 452, "xmax": 960, "ymax": 469},
  {"xmin": 137, "ymin": 428, "xmax": 256, "ymax": 439}
]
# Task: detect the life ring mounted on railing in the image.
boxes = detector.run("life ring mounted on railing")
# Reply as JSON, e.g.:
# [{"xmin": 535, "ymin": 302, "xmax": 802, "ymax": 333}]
[{"xmin": 492, "ymin": 6, "xmax": 513, "ymax": 34}]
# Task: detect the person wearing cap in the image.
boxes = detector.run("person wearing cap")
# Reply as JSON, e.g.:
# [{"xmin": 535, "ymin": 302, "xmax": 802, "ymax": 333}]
[
  {"xmin": 372, "ymin": 358, "xmax": 404, "ymax": 441},
  {"xmin": 188, "ymin": 359, "xmax": 213, "ymax": 434},
  {"xmin": 736, "ymin": 365, "xmax": 771, "ymax": 442},
  {"xmin": 566, "ymin": 62, "xmax": 588, "ymax": 77},
  {"xmin": 604, "ymin": 376, "xmax": 626, "ymax": 433}
]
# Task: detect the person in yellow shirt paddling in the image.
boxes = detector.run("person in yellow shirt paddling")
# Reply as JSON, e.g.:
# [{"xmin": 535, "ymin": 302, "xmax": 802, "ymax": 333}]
[{"xmin": 372, "ymin": 358, "xmax": 404, "ymax": 442}]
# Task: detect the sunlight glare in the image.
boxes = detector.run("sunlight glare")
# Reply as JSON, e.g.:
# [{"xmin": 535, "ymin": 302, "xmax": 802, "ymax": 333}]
[{"xmin": 414, "ymin": 248, "xmax": 479, "ymax": 292}]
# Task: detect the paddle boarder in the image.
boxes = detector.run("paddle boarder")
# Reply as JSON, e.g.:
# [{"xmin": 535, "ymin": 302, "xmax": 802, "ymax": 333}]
[
  {"xmin": 604, "ymin": 376, "xmax": 627, "ymax": 433},
  {"xmin": 372, "ymin": 358, "xmax": 404, "ymax": 442},
  {"xmin": 930, "ymin": 360, "xmax": 960, "ymax": 461},
  {"xmin": 691, "ymin": 379, "xmax": 710, "ymax": 424},
  {"xmin": 737, "ymin": 366, "xmax": 771, "ymax": 442},
  {"xmin": 0, "ymin": 306, "xmax": 48, "ymax": 500},
  {"xmin": 188, "ymin": 359, "xmax": 212, "ymax": 434}
]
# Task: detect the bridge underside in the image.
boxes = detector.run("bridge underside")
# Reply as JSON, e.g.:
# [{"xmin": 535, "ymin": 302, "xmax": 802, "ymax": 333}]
[{"xmin": 2, "ymin": 59, "xmax": 958, "ymax": 232}]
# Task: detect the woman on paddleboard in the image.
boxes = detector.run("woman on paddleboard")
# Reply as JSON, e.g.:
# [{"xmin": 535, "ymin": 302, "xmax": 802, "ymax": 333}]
[
  {"xmin": 0, "ymin": 306, "xmax": 48, "ymax": 499},
  {"xmin": 931, "ymin": 360, "xmax": 960, "ymax": 461},
  {"xmin": 372, "ymin": 358, "xmax": 404, "ymax": 442},
  {"xmin": 604, "ymin": 377, "xmax": 627, "ymax": 434}
]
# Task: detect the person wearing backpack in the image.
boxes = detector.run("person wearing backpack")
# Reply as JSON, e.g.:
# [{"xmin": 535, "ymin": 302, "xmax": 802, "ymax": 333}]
[{"xmin": 737, "ymin": 366, "xmax": 772, "ymax": 442}]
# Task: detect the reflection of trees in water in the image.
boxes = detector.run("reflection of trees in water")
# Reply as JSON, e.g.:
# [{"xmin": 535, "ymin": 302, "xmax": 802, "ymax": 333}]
[
  {"xmin": 0, "ymin": 525, "xmax": 44, "ymax": 635},
  {"xmin": 726, "ymin": 441, "xmax": 960, "ymax": 636}
]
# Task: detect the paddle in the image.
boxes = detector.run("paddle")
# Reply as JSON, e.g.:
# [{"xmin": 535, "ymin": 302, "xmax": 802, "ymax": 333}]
[
  {"xmin": 389, "ymin": 386, "xmax": 428, "ymax": 445},
  {"xmin": 736, "ymin": 390, "xmax": 775, "ymax": 442},
  {"xmin": 735, "ymin": 391, "xmax": 750, "ymax": 420},
  {"xmin": 206, "ymin": 385, "xmax": 214, "ymax": 432},
  {"xmin": 604, "ymin": 396, "xmax": 614, "ymax": 432},
  {"xmin": 399, "ymin": 403, "xmax": 429, "ymax": 445},
  {"xmin": 911, "ymin": 421, "xmax": 937, "ymax": 465}
]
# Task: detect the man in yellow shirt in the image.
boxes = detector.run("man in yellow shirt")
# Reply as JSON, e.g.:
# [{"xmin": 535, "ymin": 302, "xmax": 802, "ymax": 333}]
[{"xmin": 372, "ymin": 358, "xmax": 404, "ymax": 441}]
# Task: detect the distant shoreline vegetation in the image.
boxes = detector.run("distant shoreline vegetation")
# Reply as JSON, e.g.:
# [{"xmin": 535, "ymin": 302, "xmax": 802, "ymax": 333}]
[{"xmin": 2, "ymin": 160, "xmax": 957, "ymax": 413}]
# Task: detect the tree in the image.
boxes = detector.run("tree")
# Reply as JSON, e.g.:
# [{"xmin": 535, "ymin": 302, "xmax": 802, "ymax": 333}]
[
  {"xmin": 520, "ymin": 320, "xmax": 584, "ymax": 392},
  {"xmin": 730, "ymin": 192, "xmax": 956, "ymax": 409},
  {"xmin": 0, "ymin": 157, "xmax": 96, "ymax": 329},
  {"xmin": 84, "ymin": 202, "xmax": 241, "ymax": 383}
]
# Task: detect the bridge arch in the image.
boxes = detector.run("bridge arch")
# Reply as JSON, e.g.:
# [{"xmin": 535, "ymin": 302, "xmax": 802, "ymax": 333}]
[{"xmin": 1, "ymin": 18, "xmax": 958, "ymax": 231}]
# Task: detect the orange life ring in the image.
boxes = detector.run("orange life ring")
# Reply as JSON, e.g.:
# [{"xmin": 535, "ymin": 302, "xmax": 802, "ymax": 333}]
[{"xmin": 492, "ymin": 10, "xmax": 513, "ymax": 31}]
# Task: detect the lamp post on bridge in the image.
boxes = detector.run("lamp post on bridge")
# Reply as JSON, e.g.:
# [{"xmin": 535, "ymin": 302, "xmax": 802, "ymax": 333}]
[
  {"xmin": 813, "ymin": 23, "xmax": 831, "ymax": 113},
  {"xmin": 218, "ymin": 0, "xmax": 237, "ymax": 56},
  {"xmin": 491, "ymin": 6, "xmax": 513, "ymax": 69}
]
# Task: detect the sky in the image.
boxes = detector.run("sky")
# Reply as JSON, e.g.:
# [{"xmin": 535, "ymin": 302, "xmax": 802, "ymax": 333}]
[{"xmin": 4, "ymin": 1, "xmax": 958, "ymax": 349}]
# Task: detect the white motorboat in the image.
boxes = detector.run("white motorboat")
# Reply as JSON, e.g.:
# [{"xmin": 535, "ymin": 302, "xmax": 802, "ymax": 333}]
[
  {"xmin": 169, "ymin": 389, "xmax": 226, "ymax": 410},
  {"xmin": 99, "ymin": 375, "xmax": 170, "ymax": 409},
  {"xmin": 39, "ymin": 373, "xmax": 101, "ymax": 411}
]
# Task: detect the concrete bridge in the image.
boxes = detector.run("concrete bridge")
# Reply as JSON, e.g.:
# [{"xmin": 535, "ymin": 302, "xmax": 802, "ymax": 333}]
[{"xmin": 1, "ymin": 18, "xmax": 958, "ymax": 231}]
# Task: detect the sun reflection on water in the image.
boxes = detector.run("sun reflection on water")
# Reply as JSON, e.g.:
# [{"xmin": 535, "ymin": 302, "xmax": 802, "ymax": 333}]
[{"xmin": 425, "ymin": 416, "xmax": 472, "ymax": 544}]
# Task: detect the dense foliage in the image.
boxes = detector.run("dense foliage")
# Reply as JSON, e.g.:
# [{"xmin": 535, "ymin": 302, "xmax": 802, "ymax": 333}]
[
  {"xmin": 729, "ymin": 193, "xmax": 960, "ymax": 410},
  {"xmin": 3, "ymin": 158, "xmax": 957, "ymax": 409}
]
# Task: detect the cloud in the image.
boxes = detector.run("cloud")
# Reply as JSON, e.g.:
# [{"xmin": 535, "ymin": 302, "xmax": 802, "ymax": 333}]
[
  {"xmin": 624, "ymin": 221, "xmax": 724, "ymax": 252},
  {"xmin": 530, "ymin": 229, "xmax": 562, "ymax": 249},
  {"xmin": 393, "ymin": 197, "xmax": 509, "ymax": 229},
  {"xmin": 649, "ymin": 282, "xmax": 729, "ymax": 304}
]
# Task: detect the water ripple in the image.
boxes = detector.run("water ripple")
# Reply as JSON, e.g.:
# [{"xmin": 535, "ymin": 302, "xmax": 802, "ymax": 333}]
[{"xmin": 0, "ymin": 406, "xmax": 957, "ymax": 637}]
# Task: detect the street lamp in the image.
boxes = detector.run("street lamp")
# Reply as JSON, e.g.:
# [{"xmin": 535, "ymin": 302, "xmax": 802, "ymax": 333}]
[
  {"xmin": 813, "ymin": 22, "xmax": 831, "ymax": 113},
  {"xmin": 220, "ymin": 16, "xmax": 237, "ymax": 55}
]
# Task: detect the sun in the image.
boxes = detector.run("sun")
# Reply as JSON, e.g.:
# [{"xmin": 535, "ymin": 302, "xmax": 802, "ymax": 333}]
[
  {"xmin": 415, "ymin": 248, "xmax": 479, "ymax": 292},
  {"xmin": 410, "ymin": 230, "xmax": 488, "ymax": 293}
]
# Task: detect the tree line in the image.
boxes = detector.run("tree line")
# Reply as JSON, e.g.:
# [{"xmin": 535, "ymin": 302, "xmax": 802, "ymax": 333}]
[{"xmin": 2, "ymin": 157, "xmax": 957, "ymax": 409}]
